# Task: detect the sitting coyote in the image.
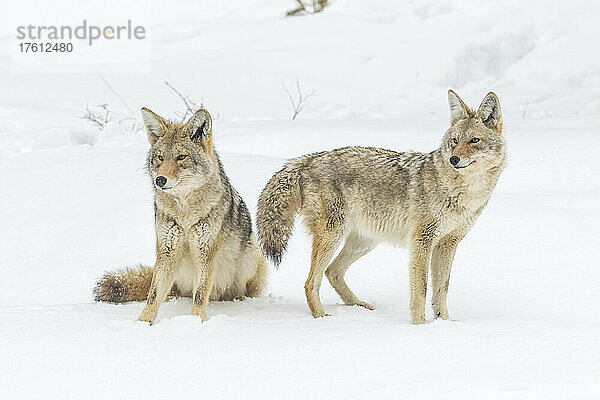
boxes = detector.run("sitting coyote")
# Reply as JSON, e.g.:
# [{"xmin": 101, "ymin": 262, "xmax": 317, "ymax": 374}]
[
  {"xmin": 94, "ymin": 108, "xmax": 268, "ymax": 324},
  {"xmin": 257, "ymin": 91, "xmax": 505, "ymax": 324}
]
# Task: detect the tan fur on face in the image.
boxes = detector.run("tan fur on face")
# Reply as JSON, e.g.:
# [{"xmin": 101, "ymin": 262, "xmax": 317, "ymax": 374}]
[
  {"xmin": 156, "ymin": 159, "xmax": 179, "ymax": 180},
  {"xmin": 452, "ymin": 143, "xmax": 473, "ymax": 160}
]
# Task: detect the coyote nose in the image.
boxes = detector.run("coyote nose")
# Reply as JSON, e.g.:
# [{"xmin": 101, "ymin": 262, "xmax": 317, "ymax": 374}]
[
  {"xmin": 155, "ymin": 176, "xmax": 167, "ymax": 187},
  {"xmin": 449, "ymin": 156, "xmax": 460, "ymax": 166}
]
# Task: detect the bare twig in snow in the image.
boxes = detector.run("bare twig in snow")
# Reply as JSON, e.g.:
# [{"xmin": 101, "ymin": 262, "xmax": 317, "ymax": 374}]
[
  {"xmin": 521, "ymin": 103, "xmax": 529, "ymax": 118},
  {"xmin": 286, "ymin": 0, "xmax": 328, "ymax": 16},
  {"xmin": 81, "ymin": 104, "xmax": 112, "ymax": 130},
  {"xmin": 119, "ymin": 116, "xmax": 145, "ymax": 134},
  {"xmin": 164, "ymin": 81, "xmax": 204, "ymax": 122},
  {"xmin": 282, "ymin": 80, "xmax": 315, "ymax": 120},
  {"xmin": 286, "ymin": 0, "xmax": 306, "ymax": 16},
  {"xmin": 81, "ymin": 104, "xmax": 144, "ymax": 134},
  {"xmin": 313, "ymin": 0, "xmax": 328, "ymax": 12},
  {"xmin": 98, "ymin": 73, "xmax": 134, "ymax": 114}
]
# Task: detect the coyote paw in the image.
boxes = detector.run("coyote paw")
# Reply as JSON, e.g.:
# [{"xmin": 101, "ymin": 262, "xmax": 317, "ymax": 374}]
[
  {"xmin": 191, "ymin": 305, "xmax": 208, "ymax": 322},
  {"xmin": 411, "ymin": 314, "xmax": 426, "ymax": 325},
  {"xmin": 353, "ymin": 301, "xmax": 375, "ymax": 310},
  {"xmin": 311, "ymin": 312, "xmax": 331, "ymax": 318},
  {"xmin": 433, "ymin": 303, "xmax": 449, "ymax": 320},
  {"xmin": 137, "ymin": 307, "xmax": 157, "ymax": 325}
]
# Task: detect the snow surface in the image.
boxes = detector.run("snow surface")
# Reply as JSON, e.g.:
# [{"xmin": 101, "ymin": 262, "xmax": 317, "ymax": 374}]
[{"xmin": 1, "ymin": 1, "xmax": 600, "ymax": 399}]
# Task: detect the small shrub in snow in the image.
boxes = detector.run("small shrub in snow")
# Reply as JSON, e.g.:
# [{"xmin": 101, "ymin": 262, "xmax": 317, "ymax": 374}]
[
  {"xmin": 282, "ymin": 80, "xmax": 316, "ymax": 120},
  {"xmin": 286, "ymin": 0, "xmax": 328, "ymax": 17}
]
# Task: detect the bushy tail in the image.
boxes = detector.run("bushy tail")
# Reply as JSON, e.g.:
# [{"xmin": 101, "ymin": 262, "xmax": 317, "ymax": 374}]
[
  {"xmin": 257, "ymin": 162, "xmax": 303, "ymax": 266},
  {"xmin": 93, "ymin": 264, "xmax": 154, "ymax": 303}
]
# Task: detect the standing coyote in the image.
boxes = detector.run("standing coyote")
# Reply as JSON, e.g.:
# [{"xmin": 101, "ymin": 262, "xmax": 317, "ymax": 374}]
[
  {"xmin": 257, "ymin": 91, "xmax": 505, "ymax": 324},
  {"xmin": 94, "ymin": 108, "xmax": 268, "ymax": 324}
]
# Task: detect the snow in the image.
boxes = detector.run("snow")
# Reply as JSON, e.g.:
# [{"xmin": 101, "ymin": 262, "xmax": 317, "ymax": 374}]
[{"xmin": 1, "ymin": 0, "xmax": 600, "ymax": 399}]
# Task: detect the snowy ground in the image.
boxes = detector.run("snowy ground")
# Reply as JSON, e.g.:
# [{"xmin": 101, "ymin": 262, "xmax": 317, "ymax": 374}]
[{"xmin": 1, "ymin": 1, "xmax": 600, "ymax": 399}]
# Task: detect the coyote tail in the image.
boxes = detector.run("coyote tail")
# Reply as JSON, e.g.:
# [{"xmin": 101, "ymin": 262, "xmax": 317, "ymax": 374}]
[
  {"xmin": 257, "ymin": 162, "xmax": 303, "ymax": 266},
  {"xmin": 93, "ymin": 264, "xmax": 154, "ymax": 303}
]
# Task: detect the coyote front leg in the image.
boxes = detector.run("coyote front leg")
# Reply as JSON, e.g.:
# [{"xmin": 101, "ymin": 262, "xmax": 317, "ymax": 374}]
[
  {"xmin": 191, "ymin": 255, "xmax": 216, "ymax": 322},
  {"xmin": 431, "ymin": 232, "xmax": 463, "ymax": 320},
  {"xmin": 138, "ymin": 221, "xmax": 184, "ymax": 324},
  {"xmin": 190, "ymin": 223, "xmax": 218, "ymax": 322},
  {"xmin": 409, "ymin": 227, "xmax": 435, "ymax": 324}
]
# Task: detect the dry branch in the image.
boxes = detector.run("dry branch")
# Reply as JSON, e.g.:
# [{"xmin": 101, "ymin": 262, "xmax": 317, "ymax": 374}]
[
  {"xmin": 282, "ymin": 80, "xmax": 315, "ymax": 120},
  {"xmin": 164, "ymin": 81, "xmax": 204, "ymax": 122},
  {"xmin": 286, "ymin": 0, "xmax": 328, "ymax": 16}
]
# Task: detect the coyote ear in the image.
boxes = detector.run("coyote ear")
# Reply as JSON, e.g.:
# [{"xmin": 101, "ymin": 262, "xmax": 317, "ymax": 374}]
[
  {"xmin": 448, "ymin": 90, "xmax": 473, "ymax": 125},
  {"xmin": 476, "ymin": 92, "xmax": 502, "ymax": 133},
  {"xmin": 186, "ymin": 109, "xmax": 212, "ymax": 144},
  {"xmin": 141, "ymin": 107, "xmax": 167, "ymax": 145}
]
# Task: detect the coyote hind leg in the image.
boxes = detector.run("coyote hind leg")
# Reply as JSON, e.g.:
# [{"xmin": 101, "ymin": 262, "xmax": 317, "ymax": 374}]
[
  {"xmin": 325, "ymin": 232, "xmax": 376, "ymax": 310},
  {"xmin": 305, "ymin": 229, "xmax": 343, "ymax": 318}
]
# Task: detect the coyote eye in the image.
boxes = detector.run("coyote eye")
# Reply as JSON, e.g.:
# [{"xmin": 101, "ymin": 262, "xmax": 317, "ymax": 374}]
[
  {"xmin": 157, "ymin": 155, "xmax": 164, "ymax": 161},
  {"xmin": 452, "ymin": 138, "xmax": 458, "ymax": 145},
  {"xmin": 470, "ymin": 138, "xmax": 480, "ymax": 143},
  {"xmin": 177, "ymin": 155, "xmax": 187, "ymax": 161}
]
